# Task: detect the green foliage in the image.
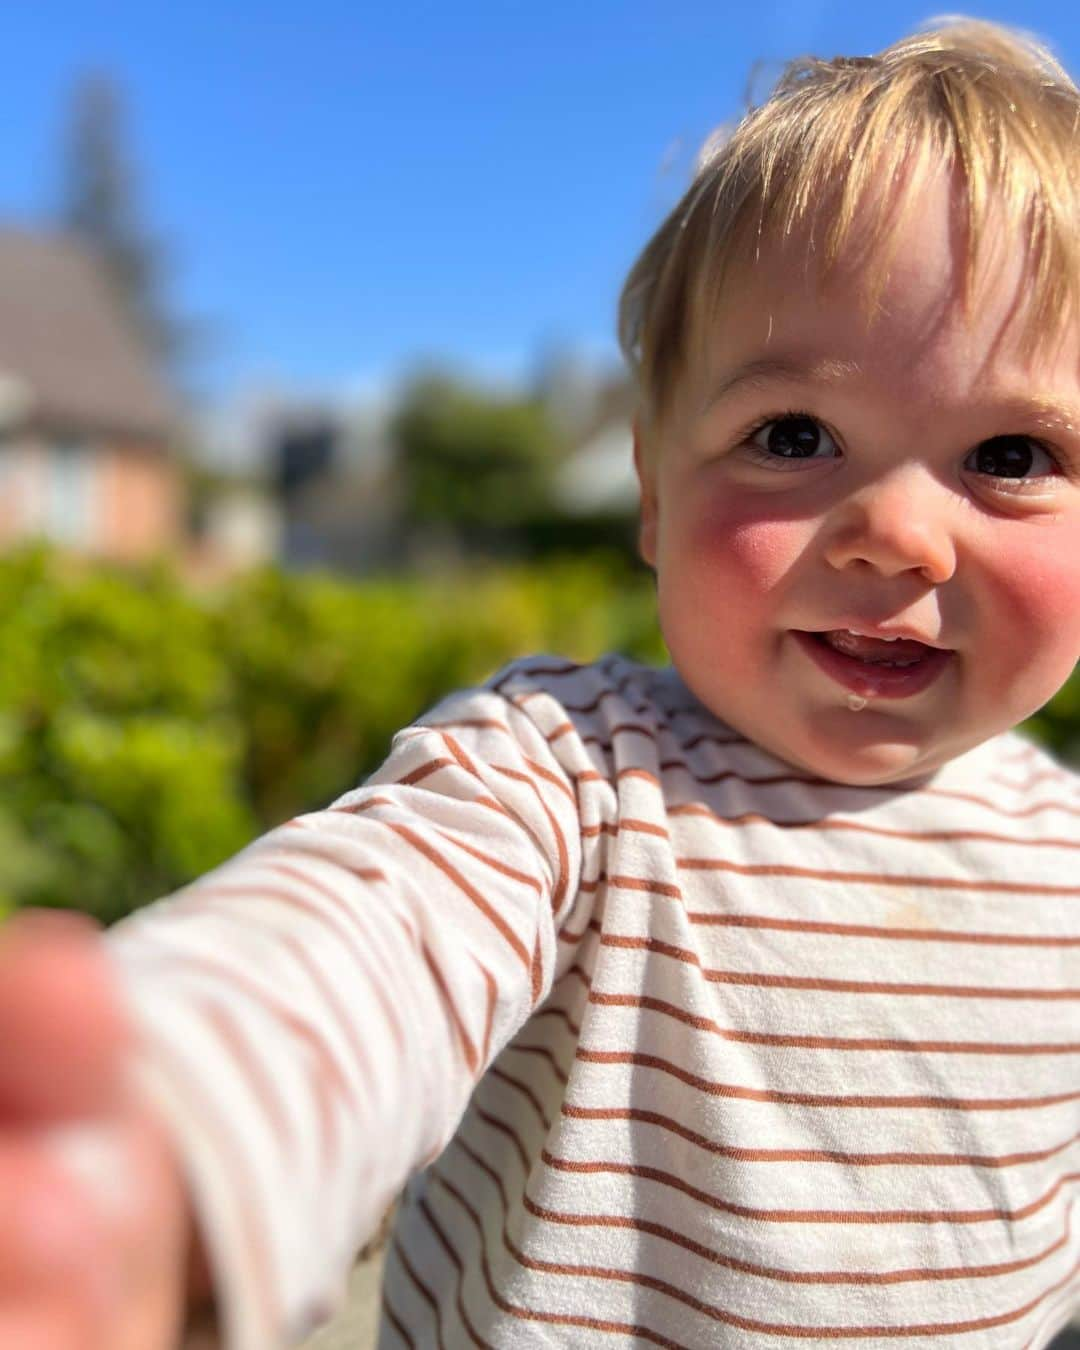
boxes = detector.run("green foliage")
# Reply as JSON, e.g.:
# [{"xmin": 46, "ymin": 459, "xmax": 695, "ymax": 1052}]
[
  {"xmin": 2, "ymin": 544, "xmax": 1075, "ymax": 927},
  {"xmin": 0, "ymin": 546, "xmax": 255, "ymax": 923},
  {"xmin": 0, "ymin": 546, "xmax": 662, "ymax": 923},
  {"xmin": 393, "ymin": 373, "xmax": 559, "ymax": 530},
  {"xmin": 1025, "ymin": 670, "xmax": 1080, "ymax": 764}
]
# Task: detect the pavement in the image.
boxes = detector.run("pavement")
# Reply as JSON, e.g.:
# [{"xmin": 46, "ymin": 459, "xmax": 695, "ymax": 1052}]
[{"xmin": 302, "ymin": 1253, "xmax": 386, "ymax": 1350}]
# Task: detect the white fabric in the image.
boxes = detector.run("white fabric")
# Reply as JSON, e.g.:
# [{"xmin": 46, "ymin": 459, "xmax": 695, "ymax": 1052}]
[{"xmin": 107, "ymin": 655, "xmax": 1080, "ymax": 1349}]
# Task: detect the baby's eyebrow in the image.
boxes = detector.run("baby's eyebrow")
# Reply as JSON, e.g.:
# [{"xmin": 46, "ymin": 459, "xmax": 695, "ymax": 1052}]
[
  {"xmin": 992, "ymin": 397, "xmax": 1080, "ymax": 436},
  {"xmin": 699, "ymin": 354, "xmax": 861, "ymax": 415}
]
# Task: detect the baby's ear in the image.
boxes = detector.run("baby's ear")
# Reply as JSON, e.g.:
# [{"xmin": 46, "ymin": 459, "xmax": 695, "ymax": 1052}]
[{"xmin": 633, "ymin": 418, "xmax": 658, "ymax": 568}]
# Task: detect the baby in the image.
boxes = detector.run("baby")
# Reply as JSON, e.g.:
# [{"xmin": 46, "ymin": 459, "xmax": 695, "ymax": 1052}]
[{"xmin": 2, "ymin": 16, "xmax": 1079, "ymax": 1350}]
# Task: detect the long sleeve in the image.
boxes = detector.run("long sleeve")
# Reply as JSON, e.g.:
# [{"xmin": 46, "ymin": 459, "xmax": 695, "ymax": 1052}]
[{"xmin": 106, "ymin": 676, "xmax": 584, "ymax": 1350}]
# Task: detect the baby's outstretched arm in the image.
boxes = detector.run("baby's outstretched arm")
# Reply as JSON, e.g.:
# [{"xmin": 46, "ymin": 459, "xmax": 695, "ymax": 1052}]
[
  {"xmin": 0, "ymin": 909, "xmax": 203, "ymax": 1349},
  {"xmin": 17, "ymin": 676, "xmax": 580, "ymax": 1349}
]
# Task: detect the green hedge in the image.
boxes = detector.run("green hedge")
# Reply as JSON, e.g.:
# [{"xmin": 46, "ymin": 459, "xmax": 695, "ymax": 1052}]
[
  {"xmin": 0, "ymin": 544, "xmax": 1074, "ymax": 925},
  {"xmin": 0, "ymin": 546, "xmax": 664, "ymax": 923}
]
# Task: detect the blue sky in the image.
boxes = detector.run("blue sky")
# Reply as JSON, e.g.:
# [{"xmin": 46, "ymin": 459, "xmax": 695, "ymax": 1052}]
[{"xmin": 2, "ymin": 1, "xmax": 1079, "ymax": 405}]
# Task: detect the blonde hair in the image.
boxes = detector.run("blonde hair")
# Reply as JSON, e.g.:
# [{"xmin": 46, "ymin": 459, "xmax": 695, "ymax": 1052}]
[{"xmin": 618, "ymin": 18, "xmax": 1080, "ymax": 434}]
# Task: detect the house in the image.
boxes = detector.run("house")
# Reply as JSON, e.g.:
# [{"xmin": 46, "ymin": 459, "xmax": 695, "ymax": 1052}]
[
  {"xmin": 0, "ymin": 229, "xmax": 182, "ymax": 560},
  {"xmin": 270, "ymin": 406, "xmax": 401, "ymax": 573},
  {"xmin": 552, "ymin": 375, "xmax": 639, "ymax": 518}
]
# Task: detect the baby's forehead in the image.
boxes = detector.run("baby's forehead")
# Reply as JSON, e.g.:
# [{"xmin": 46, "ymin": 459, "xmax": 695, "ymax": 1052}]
[
  {"xmin": 672, "ymin": 195, "xmax": 1080, "ymax": 432},
  {"xmin": 693, "ymin": 172, "xmax": 1073, "ymax": 379}
]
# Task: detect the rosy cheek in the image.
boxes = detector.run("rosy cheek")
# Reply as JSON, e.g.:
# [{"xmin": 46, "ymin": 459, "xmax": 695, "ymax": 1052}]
[
  {"xmin": 987, "ymin": 539, "xmax": 1080, "ymax": 648},
  {"xmin": 689, "ymin": 504, "xmax": 810, "ymax": 593}
]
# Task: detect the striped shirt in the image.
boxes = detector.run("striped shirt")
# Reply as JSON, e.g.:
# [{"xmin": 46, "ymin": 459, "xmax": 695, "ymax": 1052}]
[{"xmin": 107, "ymin": 654, "xmax": 1080, "ymax": 1349}]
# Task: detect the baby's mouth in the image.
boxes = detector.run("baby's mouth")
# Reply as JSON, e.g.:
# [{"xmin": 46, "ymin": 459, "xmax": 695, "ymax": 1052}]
[
  {"xmin": 793, "ymin": 629, "xmax": 953, "ymax": 699},
  {"xmin": 814, "ymin": 629, "xmax": 935, "ymax": 667}
]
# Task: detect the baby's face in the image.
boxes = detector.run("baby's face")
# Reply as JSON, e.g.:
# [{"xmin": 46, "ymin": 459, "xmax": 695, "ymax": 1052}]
[{"xmin": 636, "ymin": 169, "xmax": 1080, "ymax": 785}]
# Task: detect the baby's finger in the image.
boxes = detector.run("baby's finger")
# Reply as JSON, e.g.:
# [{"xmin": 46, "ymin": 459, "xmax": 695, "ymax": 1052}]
[
  {"xmin": 0, "ymin": 908, "xmax": 130, "ymax": 1121},
  {"xmin": 0, "ymin": 1137, "xmax": 101, "ymax": 1291},
  {"xmin": 0, "ymin": 1300, "xmax": 88, "ymax": 1350}
]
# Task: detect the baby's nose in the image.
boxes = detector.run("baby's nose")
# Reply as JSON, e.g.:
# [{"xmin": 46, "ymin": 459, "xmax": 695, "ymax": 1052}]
[{"xmin": 821, "ymin": 469, "xmax": 957, "ymax": 583}]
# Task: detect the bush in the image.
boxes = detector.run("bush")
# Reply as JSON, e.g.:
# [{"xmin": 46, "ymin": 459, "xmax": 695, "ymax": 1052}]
[
  {"xmin": 0, "ymin": 543, "xmax": 1073, "ymax": 924},
  {"xmin": 0, "ymin": 547, "xmax": 662, "ymax": 922}
]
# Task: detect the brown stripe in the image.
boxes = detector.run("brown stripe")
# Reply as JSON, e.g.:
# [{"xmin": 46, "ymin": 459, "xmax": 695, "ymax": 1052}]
[
  {"xmin": 667, "ymin": 800, "xmax": 1080, "ymax": 850},
  {"xmin": 380, "ymin": 1293, "xmax": 417, "ymax": 1349},
  {"xmin": 680, "ymin": 730, "xmax": 747, "ymax": 751},
  {"xmin": 531, "ymin": 1004, "xmax": 581, "ymax": 1038},
  {"xmin": 453, "ymin": 1139, "xmax": 1070, "ymax": 1288},
  {"xmin": 608, "ymin": 873, "xmax": 682, "ymax": 898},
  {"xmin": 539, "ymin": 1148, "xmax": 1080, "ymax": 1226},
  {"xmin": 581, "ymin": 817, "xmax": 670, "ymax": 839},
  {"xmin": 434, "ymin": 829, "xmax": 543, "ymax": 892},
  {"xmin": 585, "ymin": 987, "xmax": 1080, "ymax": 1056},
  {"xmin": 379, "ymin": 820, "xmax": 531, "ymax": 968},
  {"xmin": 389, "ymin": 1234, "xmax": 450, "ymax": 1350},
  {"xmin": 561, "ymin": 1102, "xmax": 1080, "ymax": 1169},
  {"xmin": 437, "ymin": 730, "xmax": 484, "ymax": 780},
  {"xmin": 473, "ymin": 1104, "xmax": 531, "ymax": 1172},
  {"xmin": 522, "ymin": 754, "xmax": 577, "ymax": 806},
  {"xmin": 154, "ymin": 1039, "xmax": 282, "ymax": 1341},
  {"xmin": 516, "ymin": 1181, "xmax": 1073, "ymax": 1287},
  {"xmin": 575, "ymin": 1045, "xmax": 1080, "ymax": 1112},
  {"xmin": 583, "ymin": 720, "xmax": 658, "ymax": 743},
  {"xmin": 479, "ymin": 963, "xmax": 498, "ymax": 1067},
  {"xmin": 471, "ymin": 794, "xmax": 558, "ymax": 889},
  {"xmin": 493, "ymin": 660, "xmax": 582, "ymax": 685},
  {"xmin": 401, "ymin": 736, "xmax": 567, "ymax": 914},
  {"xmin": 336, "ymin": 787, "xmax": 523, "ymax": 851},
  {"xmin": 397, "ymin": 755, "xmax": 456, "ymax": 787},
  {"xmin": 504, "ymin": 1040, "xmax": 571, "ymax": 1086},
  {"xmin": 502, "ymin": 673, "xmax": 653, "ymax": 720},
  {"xmin": 424, "ymin": 678, "xmax": 1075, "ymax": 829},
  {"xmin": 599, "ymin": 931, "xmax": 1080, "ymax": 1002},
  {"xmin": 530, "ymin": 928, "xmax": 543, "ymax": 1007},
  {"xmin": 435, "ymin": 1144, "xmax": 1080, "ymax": 1339},
  {"xmin": 421, "ymin": 941, "xmax": 478, "ymax": 1076},
  {"xmin": 573, "ymin": 768, "xmax": 607, "ymax": 786},
  {"xmin": 622, "ymin": 760, "xmax": 1080, "ymax": 820},
  {"xmin": 468, "ymin": 1092, "xmax": 1076, "ymax": 1232},
  {"xmin": 204, "ymin": 1002, "xmax": 294, "ymax": 1150},
  {"xmin": 416, "ymin": 1195, "xmax": 500, "ymax": 1350},
  {"xmin": 489, "ymin": 1064, "xmax": 553, "ymax": 1132},
  {"xmin": 993, "ymin": 767, "xmax": 1073, "ymax": 792},
  {"xmin": 524, "ymin": 691, "xmax": 656, "ymax": 720},
  {"xmin": 156, "ymin": 937, "xmax": 359, "ymax": 1116},
  {"xmin": 686, "ymin": 911, "xmax": 1080, "ymax": 948},
  {"xmin": 422, "ymin": 716, "xmax": 507, "ymax": 735},
  {"xmin": 227, "ymin": 865, "xmax": 409, "ymax": 1051},
  {"xmin": 278, "ymin": 930, "xmax": 377, "ymax": 1090},
  {"xmin": 426, "ymin": 1159, "xmax": 692, "ymax": 1348},
  {"xmin": 492, "ymin": 764, "xmax": 571, "ymax": 910},
  {"xmin": 677, "ymin": 856, "xmax": 1080, "ymax": 897}
]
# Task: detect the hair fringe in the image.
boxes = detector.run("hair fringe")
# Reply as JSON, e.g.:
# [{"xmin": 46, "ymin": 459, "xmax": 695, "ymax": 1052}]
[{"xmin": 619, "ymin": 17, "xmax": 1080, "ymax": 435}]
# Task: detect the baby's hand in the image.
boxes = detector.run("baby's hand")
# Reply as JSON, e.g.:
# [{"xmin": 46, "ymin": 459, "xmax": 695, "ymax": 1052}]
[{"xmin": 0, "ymin": 909, "xmax": 197, "ymax": 1349}]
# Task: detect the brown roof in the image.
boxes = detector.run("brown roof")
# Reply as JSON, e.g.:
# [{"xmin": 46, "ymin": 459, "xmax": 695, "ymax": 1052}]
[{"xmin": 0, "ymin": 229, "xmax": 175, "ymax": 441}]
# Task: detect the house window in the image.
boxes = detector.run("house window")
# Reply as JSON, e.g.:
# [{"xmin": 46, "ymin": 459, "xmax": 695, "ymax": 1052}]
[{"xmin": 46, "ymin": 440, "xmax": 97, "ymax": 549}]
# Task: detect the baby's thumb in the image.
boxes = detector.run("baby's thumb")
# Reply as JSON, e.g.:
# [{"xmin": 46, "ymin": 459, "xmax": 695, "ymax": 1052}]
[{"xmin": 0, "ymin": 908, "xmax": 132, "ymax": 1122}]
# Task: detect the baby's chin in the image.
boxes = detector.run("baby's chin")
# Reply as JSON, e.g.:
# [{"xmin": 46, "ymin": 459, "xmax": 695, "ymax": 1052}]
[{"xmin": 745, "ymin": 713, "xmax": 963, "ymax": 788}]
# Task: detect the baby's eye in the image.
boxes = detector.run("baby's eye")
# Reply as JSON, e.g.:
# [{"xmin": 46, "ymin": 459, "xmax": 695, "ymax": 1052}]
[
  {"xmin": 964, "ymin": 435, "xmax": 1057, "ymax": 479},
  {"xmin": 750, "ymin": 415, "xmax": 839, "ymax": 461}
]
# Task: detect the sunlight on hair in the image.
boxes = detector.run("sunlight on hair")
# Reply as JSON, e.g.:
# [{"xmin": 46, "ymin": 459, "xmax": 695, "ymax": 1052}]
[{"xmin": 619, "ymin": 18, "xmax": 1080, "ymax": 434}]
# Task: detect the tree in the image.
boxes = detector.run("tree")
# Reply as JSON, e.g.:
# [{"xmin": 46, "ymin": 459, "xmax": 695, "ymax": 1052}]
[
  {"xmin": 392, "ymin": 372, "xmax": 559, "ymax": 536},
  {"xmin": 58, "ymin": 74, "xmax": 185, "ymax": 371}
]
